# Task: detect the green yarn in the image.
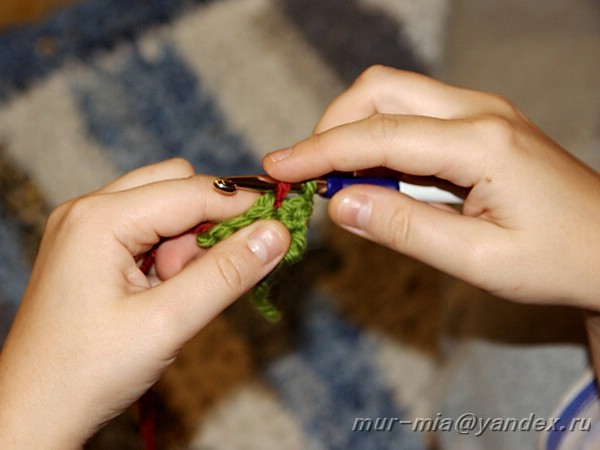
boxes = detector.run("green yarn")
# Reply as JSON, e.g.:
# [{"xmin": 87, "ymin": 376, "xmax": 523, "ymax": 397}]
[{"xmin": 196, "ymin": 181, "xmax": 317, "ymax": 322}]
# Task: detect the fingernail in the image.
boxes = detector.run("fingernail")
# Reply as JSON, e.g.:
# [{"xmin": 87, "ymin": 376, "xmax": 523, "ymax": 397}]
[
  {"xmin": 267, "ymin": 148, "xmax": 292, "ymax": 163},
  {"xmin": 336, "ymin": 194, "xmax": 372, "ymax": 229},
  {"xmin": 247, "ymin": 225, "xmax": 284, "ymax": 263}
]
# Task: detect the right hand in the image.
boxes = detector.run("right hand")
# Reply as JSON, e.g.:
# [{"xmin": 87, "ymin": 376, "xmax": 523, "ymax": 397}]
[{"xmin": 264, "ymin": 66, "xmax": 600, "ymax": 310}]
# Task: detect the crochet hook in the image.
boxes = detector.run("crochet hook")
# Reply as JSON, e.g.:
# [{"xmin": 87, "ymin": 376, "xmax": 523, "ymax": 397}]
[{"xmin": 213, "ymin": 175, "xmax": 464, "ymax": 204}]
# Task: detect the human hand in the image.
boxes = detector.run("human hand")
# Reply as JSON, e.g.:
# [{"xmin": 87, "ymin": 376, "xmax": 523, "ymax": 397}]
[
  {"xmin": 0, "ymin": 158, "xmax": 290, "ymax": 448},
  {"xmin": 263, "ymin": 66, "xmax": 600, "ymax": 310}
]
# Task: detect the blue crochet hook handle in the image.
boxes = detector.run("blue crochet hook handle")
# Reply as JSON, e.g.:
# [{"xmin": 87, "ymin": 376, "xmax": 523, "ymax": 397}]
[
  {"xmin": 320, "ymin": 176, "xmax": 463, "ymax": 203},
  {"xmin": 320, "ymin": 176, "xmax": 397, "ymax": 198}
]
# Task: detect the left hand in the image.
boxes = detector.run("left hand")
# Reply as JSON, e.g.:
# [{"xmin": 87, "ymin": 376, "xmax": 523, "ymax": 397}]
[{"xmin": 0, "ymin": 158, "xmax": 290, "ymax": 448}]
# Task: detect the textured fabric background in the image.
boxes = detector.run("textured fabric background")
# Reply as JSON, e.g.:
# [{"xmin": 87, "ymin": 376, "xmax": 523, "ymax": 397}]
[{"xmin": 0, "ymin": 1, "xmax": 598, "ymax": 449}]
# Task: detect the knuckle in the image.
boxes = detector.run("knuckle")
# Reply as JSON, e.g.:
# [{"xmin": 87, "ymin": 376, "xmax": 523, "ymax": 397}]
[
  {"xmin": 297, "ymin": 132, "xmax": 340, "ymax": 169},
  {"xmin": 45, "ymin": 200, "xmax": 71, "ymax": 229},
  {"xmin": 470, "ymin": 113, "xmax": 521, "ymax": 152},
  {"xmin": 212, "ymin": 250, "xmax": 247, "ymax": 296},
  {"xmin": 481, "ymin": 92, "xmax": 522, "ymax": 119},
  {"xmin": 49, "ymin": 196, "xmax": 104, "ymax": 230},
  {"xmin": 355, "ymin": 65, "xmax": 430, "ymax": 93},
  {"xmin": 167, "ymin": 157, "xmax": 195, "ymax": 175},
  {"xmin": 64, "ymin": 196, "xmax": 103, "ymax": 222},
  {"xmin": 385, "ymin": 206, "xmax": 413, "ymax": 250},
  {"xmin": 355, "ymin": 64, "xmax": 391, "ymax": 86},
  {"xmin": 302, "ymin": 131, "xmax": 324, "ymax": 154},
  {"xmin": 367, "ymin": 113, "xmax": 400, "ymax": 151}
]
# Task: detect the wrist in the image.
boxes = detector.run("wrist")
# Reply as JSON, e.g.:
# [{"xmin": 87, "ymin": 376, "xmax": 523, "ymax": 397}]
[
  {"xmin": 0, "ymin": 393, "xmax": 87, "ymax": 450},
  {"xmin": 0, "ymin": 354, "xmax": 87, "ymax": 449}
]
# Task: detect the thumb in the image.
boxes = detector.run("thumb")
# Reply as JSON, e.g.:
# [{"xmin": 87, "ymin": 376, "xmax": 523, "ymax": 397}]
[
  {"xmin": 328, "ymin": 185, "xmax": 502, "ymax": 285},
  {"xmin": 141, "ymin": 220, "xmax": 290, "ymax": 341}
]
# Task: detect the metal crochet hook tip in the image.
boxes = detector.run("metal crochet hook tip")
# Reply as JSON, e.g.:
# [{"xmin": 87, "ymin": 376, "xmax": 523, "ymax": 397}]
[
  {"xmin": 212, "ymin": 177, "xmax": 238, "ymax": 194},
  {"xmin": 213, "ymin": 175, "xmax": 307, "ymax": 194}
]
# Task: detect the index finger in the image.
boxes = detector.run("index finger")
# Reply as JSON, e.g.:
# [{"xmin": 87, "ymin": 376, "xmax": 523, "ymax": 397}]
[{"xmin": 264, "ymin": 113, "xmax": 488, "ymax": 188}]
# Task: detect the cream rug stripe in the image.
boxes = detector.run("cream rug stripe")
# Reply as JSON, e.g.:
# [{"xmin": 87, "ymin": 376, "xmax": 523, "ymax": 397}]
[
  {"xmin": 0, "ymin": 70, "xmax": 119, "ymax": 205},
  {"xmin": 191, "ymin": 383, "xmax": 310, "ymax": 450},
  {"xmin": 171, "ymin": 0, "xmax": 344, "ymax": 156}
]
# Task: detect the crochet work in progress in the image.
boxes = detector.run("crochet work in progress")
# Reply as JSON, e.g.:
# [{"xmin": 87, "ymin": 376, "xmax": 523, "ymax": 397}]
[{"xmin": 196, "ymin": 180, "xmax": 317, "ymax": 322}]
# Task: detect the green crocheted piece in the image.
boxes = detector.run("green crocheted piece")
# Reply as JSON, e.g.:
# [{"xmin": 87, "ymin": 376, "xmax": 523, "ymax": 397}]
[{"xmin": 196, "ymin": 181, "xmax": 317, "ymax": 322}]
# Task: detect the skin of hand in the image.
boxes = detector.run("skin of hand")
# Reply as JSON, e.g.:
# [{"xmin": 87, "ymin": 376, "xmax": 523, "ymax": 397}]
[
  {"xmin": 0, "ymin": 158, "xmax": 290, "ymax": 449},
  {"xmin": 263, "ymin": 65, "xmax": 600, "ymax": 311}
]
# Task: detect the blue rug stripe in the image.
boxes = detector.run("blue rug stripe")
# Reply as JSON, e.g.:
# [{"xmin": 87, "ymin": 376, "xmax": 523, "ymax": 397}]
[
  {"xmin": 266, "ymin": 295, "xmax": 425, "ymax": 450},
  {"xmin": 74, "ymin": 42, "xmax": 261, "ymax": 174},
  {"xmin": 0, "ymin": 0, "xmax": 216, "ymax": 102},
  {"xmin": 0, "ymin": 207, "xmax": 31, "ymax": 346},
  {"xmin": 281, "ymin": 0, "xmax": 428, "ymax": 84}
]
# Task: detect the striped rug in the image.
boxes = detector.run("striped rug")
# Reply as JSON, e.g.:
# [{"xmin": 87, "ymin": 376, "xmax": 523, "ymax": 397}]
[{"xmin": 0, "ymin": 1, "xmax": 450, "ymax": 448}]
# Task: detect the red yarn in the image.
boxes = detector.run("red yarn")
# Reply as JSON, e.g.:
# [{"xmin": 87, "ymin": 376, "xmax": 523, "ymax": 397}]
[
  {"xmin": 137, "ymin": 393, "xmax": 156, "ymax": 450},
  {"xmin": 273, "ymin": 181, "xmax": 291, "ymax": 209},
  {"xmin": 190, "ymin": 221, "xmax": 215, "ymax": 234},
  {"xmin": 138, "ymin": 247, "xmax": 157, "ymax": 276}
]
